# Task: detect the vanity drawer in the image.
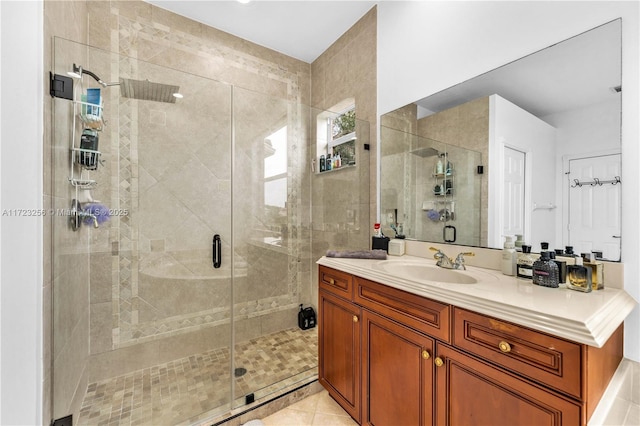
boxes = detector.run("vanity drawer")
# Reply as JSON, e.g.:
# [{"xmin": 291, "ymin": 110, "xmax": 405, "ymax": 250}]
[
  {"xmin": 319, "ymin": 266, "xmax": 353, "ymax": 300},
  {"xmin": 453, "ymin": 308, "xmax": 582, "ymax": 398},
  {"xmin": 354, "ymin": 276, "xmax": 451, "ymax": 342}
]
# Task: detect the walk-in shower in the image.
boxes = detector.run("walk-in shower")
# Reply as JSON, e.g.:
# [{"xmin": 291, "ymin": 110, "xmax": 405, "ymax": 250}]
[{"xmin": 50, "ymin": 37, "xmax": 369, "ymax": 425}]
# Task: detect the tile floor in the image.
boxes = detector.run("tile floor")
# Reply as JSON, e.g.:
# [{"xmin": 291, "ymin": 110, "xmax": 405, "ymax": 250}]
[
  {"xmin": 261, "ymin": 390, "xmax": 356, "ymax": 426},
  {"xmin": 77, "ymin": 327, "xmax": 318, "ymax": 425}
]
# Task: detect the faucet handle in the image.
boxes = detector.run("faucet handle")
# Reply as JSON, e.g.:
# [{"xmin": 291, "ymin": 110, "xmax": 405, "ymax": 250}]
[
  {"xmin": 429, "ymin": 247, "xmax": 445, "ymax": 258},
  {"xmin": 458, "ymin": 252, "xmax": 475, "ymax": 257}
]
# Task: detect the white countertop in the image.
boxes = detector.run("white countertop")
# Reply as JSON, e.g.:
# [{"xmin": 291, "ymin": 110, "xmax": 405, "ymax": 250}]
[{"xmin": 317, "ymin": 255, "xmax": 637, "ymax": 347}]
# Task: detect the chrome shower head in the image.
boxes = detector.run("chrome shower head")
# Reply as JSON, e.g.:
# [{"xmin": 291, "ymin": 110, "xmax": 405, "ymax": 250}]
[{"xmin": 119, "ymin": 78, "xmax": 181, "ymax": 103}]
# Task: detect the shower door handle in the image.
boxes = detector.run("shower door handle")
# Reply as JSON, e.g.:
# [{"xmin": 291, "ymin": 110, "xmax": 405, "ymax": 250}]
[{"xmin": 213, "ymin": 234, "xmax": 221, "ymax": 268}]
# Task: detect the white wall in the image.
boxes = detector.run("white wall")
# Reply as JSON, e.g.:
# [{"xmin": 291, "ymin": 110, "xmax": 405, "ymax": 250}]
[
  {"xmin": 378, "ymin": 1, "xmax": 640, "ymax": 361},
  {"xmin": 488, "ymin": 95, "xmax": 557, "ymax": 250},
  {"xmin": 0, "ymin": 1, "xmax": 44, "ymax": 424}
]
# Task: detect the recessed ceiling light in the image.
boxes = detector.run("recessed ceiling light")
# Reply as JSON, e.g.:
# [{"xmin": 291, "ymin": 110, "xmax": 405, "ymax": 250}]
[
  {"xmin": 173, "ymin": 93, "xmax": 184, "ymax": 99},
  {"xmin": 237, "ymin": 0, "xmax": 250, "ymax": 4}
]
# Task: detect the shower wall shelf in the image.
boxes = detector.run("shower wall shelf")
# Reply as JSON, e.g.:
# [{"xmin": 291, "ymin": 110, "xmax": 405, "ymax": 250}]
[
  {"xmin": 67, "ymin": 79, "xmax": 107, "ymax": 225},
  {"xmin": 76, "ymin": 99, "xmax": 105, "ymax": 131}
]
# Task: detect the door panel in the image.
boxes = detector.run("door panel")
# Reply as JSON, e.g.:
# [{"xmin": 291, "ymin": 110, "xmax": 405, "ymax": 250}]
[
  {"xmin": 568, "ymin": 154, "xmax": 621, "ymax": 260},
  {"xmin": 362, "ymin": 310, "xmax": 434, "ymax": 426},
  {"xmin": 435, "ymin": 344, "xmax": 581, "ymax": 426},
  {"xmin": 319, "ymin": 290, "xmax": 361, "ymax": 421},
  {"xmin": 503, "ymin": 147, "xmax": 526, "ymax": 238}
]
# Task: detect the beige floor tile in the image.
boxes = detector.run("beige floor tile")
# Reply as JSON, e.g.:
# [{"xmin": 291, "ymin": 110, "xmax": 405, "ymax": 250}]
[
  {"xmin": 287, "ymin": 391, "xmax": 322, "ymax": 413},
  {"xmin": 315, "ymin": 391, "xmax": 351, "ymax": 417},
  {"xmin": 262, "ymin": 407, "xmax": 315, "ymax": 425},
  {"xmin": 311, "ymin": 412, "xmax": 358, "ymax": 426}
]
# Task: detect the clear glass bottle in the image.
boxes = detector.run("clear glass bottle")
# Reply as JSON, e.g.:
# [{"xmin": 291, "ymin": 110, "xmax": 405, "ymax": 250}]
[
  {"xmin": 516, "ymin": 245, "xmax": 536, "ymax": 279},
  {"xmin": 582, "ymin": 253, "xmax": 604, "ymax": 290},
  {"xmin": 567, "ymin": 256, "xmax": 592, "ymax": 292},
  {"xmin": 532, "ymin": 251, "xmax": 559, "ymax": 288}
]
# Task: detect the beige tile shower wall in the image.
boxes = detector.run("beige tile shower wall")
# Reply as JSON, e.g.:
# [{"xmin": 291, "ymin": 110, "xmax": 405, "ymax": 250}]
[
  {"xmin": 417, "ymin": 96, "xmax": 490, "ymax": 246},
  {"xmin": 44, "ymin": 1, "xmax": 90, "ymax": 423},
  {"xmin": 310, "ymin": 6, "xmax": 377, "ymax": 308},
  {"xmin": 80, "ymin": 0, "xmax": 313, "ymax": 381}
]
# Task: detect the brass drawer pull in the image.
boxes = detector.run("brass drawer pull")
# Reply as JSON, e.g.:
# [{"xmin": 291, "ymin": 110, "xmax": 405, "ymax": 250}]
[
  {"xmin": 353, "ymin": 315, "xmax": 359, "ymax": 323},
  {"xmin": 499, "ymin": 341, "xmax": 512, "ymax": 353},
  {"xmin": 327, "ymin": 277, "xmax": 335, "ymax": 285},
  {"xmin": 434, "ymin": 357, "xmax": 444, "ymax": 367},
  {"xmin": 422, "ymin": 350, "xmax": 430, "ymax": 360}
]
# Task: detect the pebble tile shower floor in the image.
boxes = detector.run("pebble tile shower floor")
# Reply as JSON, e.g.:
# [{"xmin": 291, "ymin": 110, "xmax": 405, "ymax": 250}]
[{"xmin": 77, "ymin": 327, "xmax": 318, "ymax": 425}]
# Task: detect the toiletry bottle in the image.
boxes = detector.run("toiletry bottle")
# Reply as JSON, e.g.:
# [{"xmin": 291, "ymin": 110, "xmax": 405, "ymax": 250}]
[
  {"xmin": 320, "ymin": 155, "xmax": 325, "ymax": 172},
  {"xmin": 374, "ymin": 223, "xmax": 382, "ymax": 238},
  {"xmin": 436, "ymin": 157, "xmax": 444, "ymax": 174},
  {"xmin": 549, "ymin": 252, "xmax": 567, "ymax": 284},
  {"xmin": 501, "ymin": 236, "xmax": 517, "ymax": 276},
  {"xmin": 514, "ymin": 235, "xmax": 523, "ymax": 252},
  {"xmin": 541, "ymin": 242, "xmax": 549, "ymax": 251},
  {"xmin": 582, "ymin": 253, "xmax": 604, "ymax": 290},
  {"xmin": 567, "ymin": 256, "xmax": 592, "ymax": 292},
  {"xmin": 532, "ymin": 251, "xmax": 559, "ymax": 288},
  {"xmin": 326, "ymin": 153, "xmax": 332, "ymax": 171},
  {"xmin": 564, "ymin": 246, "xmax": 576, "ymax": 257},
  {"xmin": 517, "ymin": 245, "xmax": 536, "ymax": 279}
]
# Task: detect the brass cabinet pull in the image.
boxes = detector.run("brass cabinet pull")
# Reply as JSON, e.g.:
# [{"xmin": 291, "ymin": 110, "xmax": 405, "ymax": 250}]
[
  {"xmin": 353, "ymin": 315, "xmax": 359, "ymax": 323},
  {"xmin": 422, "ymin": 350, "xmax": 430, "ymax": 360},
  {"xmin": 434, "ymin": 357, "xmax": 444, "ymax": 367},
  {"xmin": 327, "ymin": 277, "xmax": 335, "ymax": 285},
  {"xmin": 499, "ymin": 341, "xmax": 512, "ymax": 353}
]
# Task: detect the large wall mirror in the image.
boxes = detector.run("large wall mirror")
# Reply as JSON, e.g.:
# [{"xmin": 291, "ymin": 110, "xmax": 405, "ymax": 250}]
[{"xmin": 380, "ymin": 19, "xmax": 622, "ymax": 261}]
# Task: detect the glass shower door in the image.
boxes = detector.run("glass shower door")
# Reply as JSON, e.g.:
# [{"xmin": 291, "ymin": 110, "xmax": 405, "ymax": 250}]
[
  {"xmin": 52, "ymin": 38, "xmax": 235, "ymax": 425},
  {"xmin": 230, "ymin": 87, "xmax": 316, "ymax": 408}
]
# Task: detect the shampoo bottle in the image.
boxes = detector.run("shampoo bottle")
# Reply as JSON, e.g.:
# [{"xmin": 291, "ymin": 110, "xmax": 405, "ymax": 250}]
[{"xmin": 501, "ymin": 236, "xmax": 517, "ymax": 276}]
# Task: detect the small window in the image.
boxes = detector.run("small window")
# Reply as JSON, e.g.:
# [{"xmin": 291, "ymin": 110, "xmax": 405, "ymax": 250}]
[
  {"xmin": 264, "ymin": 126, "xmax": 287, "ymax": 208},
  {"xmin": 316, "ymin": 102, "xmax": 356, "ymax": 173}
]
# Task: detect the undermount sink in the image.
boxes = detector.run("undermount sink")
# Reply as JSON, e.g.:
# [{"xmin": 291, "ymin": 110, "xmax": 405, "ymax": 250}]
[{"xmin": 372, "ymin": 260, "xmax": 478, "ymax": 284}]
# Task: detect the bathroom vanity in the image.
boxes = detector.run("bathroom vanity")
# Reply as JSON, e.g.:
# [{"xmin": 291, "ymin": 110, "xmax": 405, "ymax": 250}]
[{"xmin": 317, "ymin": 255, "xmax": 636, "ymax": 425}]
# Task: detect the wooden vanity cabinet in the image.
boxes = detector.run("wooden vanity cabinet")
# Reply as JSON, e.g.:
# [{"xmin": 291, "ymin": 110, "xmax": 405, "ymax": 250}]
[
  {"xmin": 317, "ymin": 266, "xmax": 623, "ymax": 426},
  {"xmin": 434, "ymin": 343, "xmax": 581, "ymax": 425},
  {"xmin": 361, "ymin": 307, "xmax": 435, "ymax": 426},
  {"xmin": 318, "ymin": 288, "xmax": 361, "ymax": 422}
]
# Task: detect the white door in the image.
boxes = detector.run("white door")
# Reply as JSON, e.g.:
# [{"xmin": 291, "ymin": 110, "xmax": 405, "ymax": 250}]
[
  {"xmin": 568, "ymin": 154, "xmax": 621, "ymax": 260},
  {"xmin": 503, "ymin": 147, "xmax": 526, "ymax": 239}
]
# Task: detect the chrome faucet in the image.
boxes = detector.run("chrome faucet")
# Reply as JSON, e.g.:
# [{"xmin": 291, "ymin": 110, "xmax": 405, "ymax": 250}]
[{"xmin": 430, "ymin": 247, "xmax": 475, "ymax": 270}]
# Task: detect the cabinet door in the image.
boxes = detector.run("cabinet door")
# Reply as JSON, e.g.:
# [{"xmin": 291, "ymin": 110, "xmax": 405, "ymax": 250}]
[
  {"xmin": 362, "ymin": 309, "xmax": 434, "ymax": 426},
  {"xmin": 434, "ymin": 344, "xmax": 581, "ymax": 426},
  {"xmin": 319, "ymin": 290, "xmax": 361, "ymax": 422}
]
